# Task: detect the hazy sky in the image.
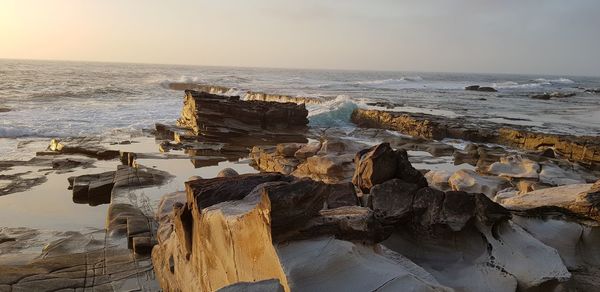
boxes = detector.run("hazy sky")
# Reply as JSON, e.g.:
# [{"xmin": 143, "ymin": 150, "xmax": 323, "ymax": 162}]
[{"xmin": 1, "ymin": 0, "xmax": 599, "ymax": 76}]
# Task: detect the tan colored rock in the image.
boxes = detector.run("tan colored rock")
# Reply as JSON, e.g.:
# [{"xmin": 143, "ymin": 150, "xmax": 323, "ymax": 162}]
[
  {"xmin": 152, "ymin": 190, "xmax": 290, "ymax": 292},
  {"xmin": 487, "ymin": 155, "xmax": 540, "ymax": 179},
  {"xmin": 448, "ymin": 169, "xmax": 510, "ymax": 198},
  {"xmin": 501, "ymin": 183, "xmax": 600, "ymax": 220}
]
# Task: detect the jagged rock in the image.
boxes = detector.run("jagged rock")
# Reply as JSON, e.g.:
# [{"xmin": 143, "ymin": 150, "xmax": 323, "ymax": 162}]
[
  {"xmin": 152, "ymin": 186, "xmax": 290, "ymax": 292},
  {"xmin": 539, "ymin": 162, "xmax": 586, "ymax": 186},
  {"xmin": 352, "ymin": 143, "xmax": 427, "ymax": 193},
  {"xmin": 216, "ymin": 279, "xmax": 285, "ymax": 292},
  {"xmin": 486, "ymin": 155, "xmax": 540, "ymax": 179},
  {"xmin": 217, "ymin": 168, "xmax": 239, "ymax": 177},
  {"xmin": 350, "ymin": 108, "xmax": 600, "ymax": 168},
  {"xmin": 176, "ymin": 90, "xmax": 308, "ymax": 144},
  {"xmin": 247, "ymin": 179, "xmax": 329, "ymax": 234},
  {"xmin": 276, "ymin": 238, "xmax": 451, "ymax": 291},
  {"xmin": 251, "ymin": 146, "xmax": 300, "ymax": 175},
  {"xmin": 448, "ymin": 169, "xmax": 510, "ymax": 198},
  {"xmin": 156, "ymin": 191, "xmax": 187, "ymax": 243},
  {"xmin": 500, "ymin": 183, "xmax": 600, "ymax": 221},
  {"xmin": 325, "ymin": 182, "xmax": 359, "ymax": 208},
  {"xmin": 186, "ymin": 173, "xmax": 293, "ymax": 209},
  {"xmin": 370, "ymin": 179, "xmax": 420, "ymax": 225}
]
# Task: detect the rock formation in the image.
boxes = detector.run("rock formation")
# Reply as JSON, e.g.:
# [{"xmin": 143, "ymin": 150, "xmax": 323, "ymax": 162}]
[
  {"xmin": 176, "ymin": 90, "xmax": 308, "ymax": 145},
  {"xmin": 351, "ymin": 108, "xmax": 600, "ymax": 168}
]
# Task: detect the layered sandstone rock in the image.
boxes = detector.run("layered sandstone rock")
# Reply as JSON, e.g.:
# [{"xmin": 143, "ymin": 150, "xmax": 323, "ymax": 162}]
[
  {"xmin": 176, "ymin": 90, "xmax": 308, "ymax": 144},
  {"xmin": 351, "ymin": 108, "xmax": 600, "ymax": 168},
  {"xmin": 152, "ymin": 186, "xmax": 290, "ymax": 292}
]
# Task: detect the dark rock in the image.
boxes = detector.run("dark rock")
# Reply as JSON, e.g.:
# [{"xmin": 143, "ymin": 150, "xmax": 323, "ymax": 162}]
[
  {"xmin": 186, "ymin": 173, "xmax": 293, "ymax": 209},
  {"xmin": 0, "ymin": 107, "xmax": 10, "ymax": 113},
  {"xmin": 370, "ymin": 179, "xmax": 420, "ymax": 224},
  {"xmin": 248, "ymin": 178, "xmax": 329, "ymax": 233},
  {"xmin": 43, "ymin": 138, "xmax": 120, "ymax": 160},
  {"xmin": 132, "ymin": 236, "xmax": 156, "ymax": 255},
  {"xmin": 352, "ymin": 143, "xmax": 427, "ymax": 193},
  {"xmin": 465, "ymin": 85, "xmax": 497, "ymax": 92},
  {"xmin": 217, "ymin": 167, "xmax": 239, "ymax": 177},
  {"xmin": 326, "ymin": 182, "xmax": 359, "ymax": 208},
  {"xmin": 276, "ymin": 206, "xmax": 391, "ymax": 243},
  {"xmin": 69, "ymin": 171, "xmax": 115, "ymax": 205}
]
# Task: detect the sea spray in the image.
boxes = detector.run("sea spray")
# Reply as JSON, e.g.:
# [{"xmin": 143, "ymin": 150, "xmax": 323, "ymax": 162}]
[{"xmin": 308, "ymin": 95, "xmax": 358, "ymax": 127}]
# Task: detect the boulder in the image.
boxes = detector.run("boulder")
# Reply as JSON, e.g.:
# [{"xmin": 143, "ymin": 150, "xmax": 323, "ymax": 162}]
[
  {"xmin": 486, "ymin": 155, "xmax": 540, "ymax": 179},
  {"xmin": 217, "ymin": 168, "xmax": 239, "ymax": 177},
  {"xmin": 352, "ymin": 143, "xmax": 427, "ymax": 193},
  {"xmin": 465, "ymin": 85, "xmax": 498, "ymax": 92},
  {"xmin": 448, "ymin": 169, "xmax": 510, "ymax": 198},
  {"xmin": 424, "ymin": 170, "xmax": 452, "ymax": 191}
]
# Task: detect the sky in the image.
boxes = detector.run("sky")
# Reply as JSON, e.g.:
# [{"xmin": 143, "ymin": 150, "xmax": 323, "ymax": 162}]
[{"xmin": 1, "ymin": 0, "xmax": 599, "ymax": 76}]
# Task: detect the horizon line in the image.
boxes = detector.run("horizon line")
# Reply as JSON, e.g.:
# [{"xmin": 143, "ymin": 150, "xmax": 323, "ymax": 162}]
[{"xmin": 1, "ymin": 56, "xmax": 598, "ymax": 79}]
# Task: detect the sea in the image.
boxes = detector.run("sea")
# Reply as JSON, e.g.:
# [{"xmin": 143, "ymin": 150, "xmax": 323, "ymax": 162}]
[{"xmin": 1, "ymin": 58, "xmax": 599, "ymax": 145}]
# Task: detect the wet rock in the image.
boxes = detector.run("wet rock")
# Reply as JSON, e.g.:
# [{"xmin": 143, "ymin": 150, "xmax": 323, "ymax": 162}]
[
  {"xmin": 486, "ymin": 155, "xmax": 540, "ymax": 179},
  {"xmin": 156, "ymin": 191, "xmax": 187, "ymax": 243},
  {"xmin": 448, "ymin": 169, "xmax": 510, "ymax": 198},
  {"xmin": 291, "ymin": 139, "xmax": 365, "ymax": 183},
  {"xmin": 351, "ymin": 108, "xmax": 600, "ymax": 168},
  {"xmin": 531, "ymin": 92, "xmax": 576, "ymax": 100},
  {"xmin": 352, "ymin": 143, "xmax": 427, "ymax": 193},
  {"xmin": 0, "ymin": 107, "xmax": 10, "ymax": 113},
  {"xmin": 69, "ymin": 171, "xmax": 115, "ymax": 206},
  {"xmin": 41, "ymin": 138, "xmax": 120, "ymax": 160},
  {"xmin": 176, "ymin": 90, "xmax": 308, "ymax": 144},
  {"xmin": 465, "ymin": 85, "xmax": 498, "ymax": 92},
  {"xmin": 152, "ymin": 186, "xmax": 290, "ymax": 292},
  {"xmin": 217, "ymin": 167, "xmax": 239, "ymax": 177}
]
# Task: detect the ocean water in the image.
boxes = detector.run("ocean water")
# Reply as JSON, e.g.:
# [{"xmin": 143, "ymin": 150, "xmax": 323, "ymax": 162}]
[{"xmin": 1, "ymin": 59, "xmax": 599, "ymax": 141}]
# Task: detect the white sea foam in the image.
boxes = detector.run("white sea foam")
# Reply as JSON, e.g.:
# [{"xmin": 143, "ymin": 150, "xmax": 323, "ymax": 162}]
[
  {"xmin": 308, "ymin": 95, "xmax": 358, "ymax": 127},
  {"xmin": 356, "ymin": 76, "xmax": 423, "ymax": 85},
  {"xmin": 493, "ymin": 77, "xmax": 575, "ymax": 89}
]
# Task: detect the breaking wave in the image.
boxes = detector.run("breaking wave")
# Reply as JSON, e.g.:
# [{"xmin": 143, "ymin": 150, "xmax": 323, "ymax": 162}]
[
  {"xmin": 493, "ymin": 77, "xmax": 575, "ymax": 89},
  {"xmin": 356, "ymin": 76, "xmax": 423, "ymax": 85},
  {"xmin": 308, "ymin": 95, "xmax": 358, "ymax": 127}
]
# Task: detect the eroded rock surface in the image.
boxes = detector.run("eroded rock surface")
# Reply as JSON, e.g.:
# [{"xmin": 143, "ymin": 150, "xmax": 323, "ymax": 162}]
[{"xmin": 351, "ymin": 108, "xmax": 600, "ymax": 168}]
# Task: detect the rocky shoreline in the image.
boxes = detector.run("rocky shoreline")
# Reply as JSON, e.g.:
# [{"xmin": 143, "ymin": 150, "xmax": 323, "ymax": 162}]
[{"xmin": 1, "ymin": 87, "xmax": 600, "ymax": 291}]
